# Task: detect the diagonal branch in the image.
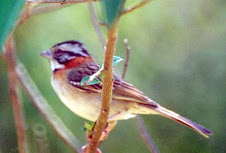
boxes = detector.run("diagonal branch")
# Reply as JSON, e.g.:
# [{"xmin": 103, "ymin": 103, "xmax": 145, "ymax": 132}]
[
  {"xmin": 86, "ymin": 19, "xmax": 120, "ymax": 153},
  {"xmin": 135, "ymin": 116, "xmax": 159, "ymax": 153},
  {"xmin": 121, "ymin": 0, "xmax": 153, "ymax": 16},
  {"xmin": 122, "ymin": 39, "xmax": 159, "ymax": 153},
  {"xmin": 4, "ymin": 36, "xmax": 29, "ymax": 153},
  {"xmin": 11, "ymin": 3, "xmax": 82, "ymax": 153},
  {"xmin": 19, "ymin": 2, "xmax": 72, "ymax": 25},
  {"xmin": 16, "ymin": 61, "xmax": 82, "ymax": 153},
  {"xmin": 27, "ymin": 0, "xmax": 99, "ymax": 4}
]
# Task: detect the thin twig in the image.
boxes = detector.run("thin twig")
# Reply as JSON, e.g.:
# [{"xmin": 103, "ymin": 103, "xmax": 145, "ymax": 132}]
[
  {"xmin": 86, "ymin": 19, "xmax": 120, "ymax": 153},
  {"xmin": 135, "ymin": 116, "xmax": 159, "ymax": 153},
  {"xmin": 14, "ymin": 3, "xmax": 82, "ymax": 153},
  {"xmin": 27, "ymin": 0, "xmax": 98, "ymax": 3},
  {"xmin": 19, "ymin": 2, "xmax": 30, "ymax": 25},
  {"xmin": 99, "ymin": 22, "xmax": 107, "ymax": 27},
  {"xmin": 87, "ymin": 3, "xmax": 105, "ymax": 50},
  {"xmin": 19, "ymin": 2, "xmax": 72, "ymax": 25},
  {"xmin": 121, "ymin": 0, "xmax": 153, "ymax": 16},
  {"xmin": 122, "ymin": 39, "xmax": 159, "ymax": 153},
  {"xmin": 33, "ymin": 124, "xmax": 50, "ymax": 153},
  {"xmin": 122, "ymin": 39, "xmax": 130, "ymax": 79},
  {"xmin": 4, "ymin": 36, "xmax": 29, "ymax": 153},
  {"xmin": 16, "ymin": 61, "xmax": 82, "ymax": 153}
]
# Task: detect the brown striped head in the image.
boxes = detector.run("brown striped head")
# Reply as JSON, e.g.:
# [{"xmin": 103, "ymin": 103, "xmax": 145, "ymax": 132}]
[{"xmin": 41, "ymin": 40, "xmax": 93, "ymax": 71}]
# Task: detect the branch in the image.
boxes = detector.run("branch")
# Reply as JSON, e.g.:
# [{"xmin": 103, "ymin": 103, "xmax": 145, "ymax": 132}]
[
  {"xmin": 27, "ymin": 0, "xmax": 98, "ymax": 3},
  {"xmin": 122, "ymin": 39, "xmax": 159, "ymax": 153},
  {"xmin": 99, "ymin": 22, "xmax": 107, "ymax": 27},
  {"xmin": 4, "ymin": 36, "xmax": 29, "ymax": 153},
  {"xmin": 122, "ymin": 39, "xmax": 130, "ymax": 79},
  {"xmin": 80, "ymin": 66, "xmax": 103, "ymax": 85},
  {"xmin": 16, "ymin": 61, "xmax": 82, "ymax": 153},
  {"xmin": 33, "ymin": 124, "xmax": 50, "ymax": 153},
  {"xmin": 87, "ymin": 3, "xmax": 105, "ymax": 50},
  {"xmin": 121, "ymin": 0, "xmax": 153, "ymax": 16},
  {"xmin": 86, "ymin": 20, "xmax": 120, "ymax": 153},
  {"xmin": 20, "ymin": 0, "xmax": 98, "ymax": 25},
  {"xmin": 18, "ymin": 2, "xmax": 30, "ymax": 25}
]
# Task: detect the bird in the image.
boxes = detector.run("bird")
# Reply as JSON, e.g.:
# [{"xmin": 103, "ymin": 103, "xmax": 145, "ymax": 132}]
[{"xmin": 41, "ymin": 40, "xmax": 212, "ymax": 138}]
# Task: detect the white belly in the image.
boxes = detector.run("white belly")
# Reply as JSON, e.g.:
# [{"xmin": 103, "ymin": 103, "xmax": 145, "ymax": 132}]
[{"xmin": 52, "ymin": 78, "xmax": 102, "ymax": 121}]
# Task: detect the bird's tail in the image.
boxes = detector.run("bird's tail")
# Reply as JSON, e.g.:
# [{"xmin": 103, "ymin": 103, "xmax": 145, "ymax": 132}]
[{"xmin": 154, "ymin": 106, "xmax": 212, "ymax": 138}]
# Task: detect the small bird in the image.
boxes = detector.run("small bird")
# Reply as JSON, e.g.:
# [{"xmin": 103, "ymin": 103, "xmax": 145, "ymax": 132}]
[{"xmin": 41, "ymin": 40, "xmax": 212, "ymax": 138}]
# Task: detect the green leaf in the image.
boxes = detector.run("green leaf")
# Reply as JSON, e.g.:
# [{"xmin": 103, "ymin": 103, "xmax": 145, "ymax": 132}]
[
  {"xmin": 113, "ymin": 56, "xmax": 124, "ymax": 66},
  {"xmin": 80, "ymin": 76, "xmax": 101, "ymax": 86},
  {"xmin": 0, "ymin": 0, "xmax": 25, "ymax": 51},
  {"xmin": 102, "ymin": 0, "xmax": 125, "ymax": 26}
]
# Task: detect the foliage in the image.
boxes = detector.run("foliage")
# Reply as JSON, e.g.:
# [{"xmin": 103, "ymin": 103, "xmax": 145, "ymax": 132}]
[
  {"xmin": 80, "ymin": 56, "xmax": 123, "ymax": 85},
  {"xmin": 80, "ymin": 76, "xmax": 101, "ymax": 85},
  {"xmin": 102, "ymin": 0, "xmax": 125, "ymax": 26}
]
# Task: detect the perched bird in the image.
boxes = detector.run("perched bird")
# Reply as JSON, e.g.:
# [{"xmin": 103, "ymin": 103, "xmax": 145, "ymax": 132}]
[{"xmin": 41, "ymin": 40, "xmax": 212, "ymax": 138}]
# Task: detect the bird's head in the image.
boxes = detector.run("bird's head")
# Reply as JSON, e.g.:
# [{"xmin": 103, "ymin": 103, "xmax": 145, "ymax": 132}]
[{"xmin": 41, "ymin": 40, "xmax": 93, "ymax": 72}]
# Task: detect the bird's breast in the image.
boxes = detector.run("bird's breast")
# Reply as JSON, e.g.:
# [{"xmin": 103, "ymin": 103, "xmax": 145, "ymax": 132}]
[{"xmin": 51, "ymin": 75, "xmax": 101, "ymax": 121}]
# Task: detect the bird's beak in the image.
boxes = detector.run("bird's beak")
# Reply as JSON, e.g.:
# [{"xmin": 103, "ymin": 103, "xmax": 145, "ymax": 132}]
[{"xmin": 40, "ymin": 50, "xmax": 52, "ymax": 59}]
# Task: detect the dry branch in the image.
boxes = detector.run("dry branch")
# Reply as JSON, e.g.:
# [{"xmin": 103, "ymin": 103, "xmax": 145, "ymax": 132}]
[
  {"xmin": 122, "ymin": 39, "xmax": 159, "ymax": 153},
  {"xmin": 27, "ymin": 0, "xmax": 98, "ymax": 3},
  {"xmin": 86, "ymin": 20, "xmax": 120, "ymax": 153},
  {"xmin": 122, "ymin": 39, "xmax": 130, "ymax": 79}
]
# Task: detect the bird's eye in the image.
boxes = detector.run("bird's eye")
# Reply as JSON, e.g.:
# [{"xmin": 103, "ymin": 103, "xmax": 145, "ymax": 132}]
[
  {"xmin": 53, "ymin": 50, "xmax": 76, "ymax": 64},
  {"xmin": 55, "ymin": 50, "xmax": 63, "ymax": 57}
]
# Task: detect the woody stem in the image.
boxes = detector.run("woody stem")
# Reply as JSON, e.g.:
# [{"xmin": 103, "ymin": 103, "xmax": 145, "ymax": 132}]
[{"xmin": 86, "ymin": 19, "xmax": 120, "ymax": 153}]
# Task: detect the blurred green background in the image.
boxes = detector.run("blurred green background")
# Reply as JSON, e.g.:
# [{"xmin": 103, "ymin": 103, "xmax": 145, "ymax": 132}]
[{"xmin": 1, "ymin": 0, "xmax": 226, "ymax": 152}]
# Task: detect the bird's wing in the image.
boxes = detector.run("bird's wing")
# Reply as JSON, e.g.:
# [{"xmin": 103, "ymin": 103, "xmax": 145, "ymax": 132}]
[
  {"xmin": 112, "ymin": 79, "xmax": 157, "ymax": 106},
  {"xmin": 68, "ymin": 62, "xmax": 157, "ymax": 107},
  {"xmin": 68, "ymin": 63, "xmax": 213, "ymax": 138}
]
